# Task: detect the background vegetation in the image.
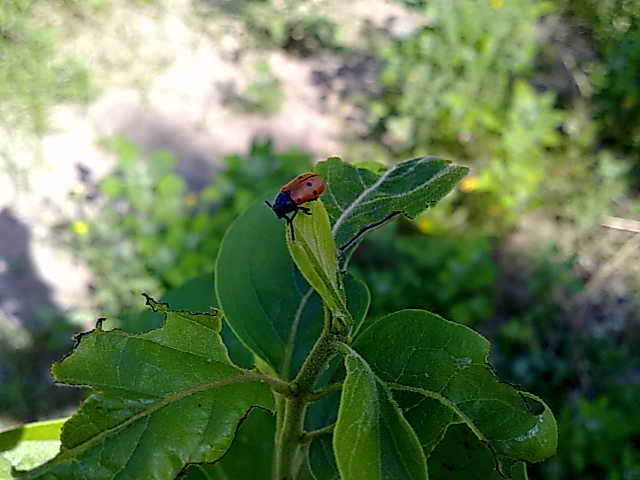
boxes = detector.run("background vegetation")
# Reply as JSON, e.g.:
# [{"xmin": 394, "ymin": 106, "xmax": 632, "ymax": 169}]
[{"xmin": 1, "ymin": 0, "xmax": 639, "ymax": 478}]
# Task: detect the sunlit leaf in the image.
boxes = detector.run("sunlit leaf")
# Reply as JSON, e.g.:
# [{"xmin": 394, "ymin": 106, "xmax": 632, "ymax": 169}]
[
  {"xmin": 0, "ymin": 419, "xmax": 66, "ymax": 476},
  {"xmin": 13, "ymin": 299, "xmax": 273, "ymax": 480},
  {"xmin": 133, "ymin": 273, "xmax": 253, "ymax": 369},
  {"xmin": 354, "ymin": 310, "xmax": 557, "ymax": 474},
  {"xmin": 315, "ymin": 157, "xmax": 468, "ymax": 261}
]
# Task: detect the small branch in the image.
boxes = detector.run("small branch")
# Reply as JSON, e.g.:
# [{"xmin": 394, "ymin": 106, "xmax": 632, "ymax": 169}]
[
  {"xmin": 300, "ymin": 423, "xmax": 335, "ymax": 444},
  {"xmin": 243, "ymin": 373, "xmax": 293, "ymax": 397},
  {"xmin": 305, "ymin": 382, "xmax": 343, "ymax": 403},
  {"xmin": 602, "ymin": 216, "xmax": 640, "ymax": 234}
]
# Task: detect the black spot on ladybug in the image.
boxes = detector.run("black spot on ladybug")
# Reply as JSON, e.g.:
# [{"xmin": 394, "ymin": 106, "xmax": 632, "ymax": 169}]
[
  {"xmin": 313, "ymin": 190, "xmax": 318, "ymax": 195},
  {"xmin": 306, "ymin": 181, "xmax": 313, "ymax": 187}
]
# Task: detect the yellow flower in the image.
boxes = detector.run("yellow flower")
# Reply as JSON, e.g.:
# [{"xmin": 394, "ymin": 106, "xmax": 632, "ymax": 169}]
[
  {"xmin": 417, "ymin": 217, "xmax": 435, "ymax": 233},
  {"xmin": 459, "ymin": 176, "xmax": 480, "ymax": 192},
  {"xmin": 71, "ymin": 220, "xmax": 89, "ymax": 236},
  {"xmin": 490, "ymin": 0, "xmax": 503, "ymax": 8},
  {"xmin": 184, "ymin": 193, "xmax": 198, "ymax": 207}
]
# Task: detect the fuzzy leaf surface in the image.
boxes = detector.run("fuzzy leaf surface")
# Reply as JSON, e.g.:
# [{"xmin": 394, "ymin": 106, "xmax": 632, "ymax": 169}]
[
  {"xmin": 334, "ymin": 351, "xmax": 428, "ymax": 480},
  {"xmin": 13, "ymin": 298, "xmax": 273, "ymax": 480},
  {"xmin": 354, "ymin": 310, "xmax": 557, "ymax": 472},
  {"xmin": 315, "ymin": 157, "xmax": 468, "ymax": 257},
  {"xmin": 287, "ymin": 200, "xmax": 351, "ymax": 327},
  {"xmin": 215, "ymin": 198, "xmax": 369, "ymax": 379}
]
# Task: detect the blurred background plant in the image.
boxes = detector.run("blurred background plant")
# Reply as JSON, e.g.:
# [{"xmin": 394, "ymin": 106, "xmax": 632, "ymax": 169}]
[
  {"xmin": 61, "ymin": 137, "xmax": 312, "ymax": 319},
  {"xmin": 1, "ymin": 0, "xmax": 640, "ymax": 478}
]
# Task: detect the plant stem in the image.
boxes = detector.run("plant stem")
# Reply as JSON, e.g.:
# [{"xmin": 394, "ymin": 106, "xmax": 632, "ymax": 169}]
[
  {"xmin": 273, "ymin": 328, "xmax": 343, "ymax": 480},
  {"xmin": 305, "ymin": 382, "xmax": 343, "ymax": 403},
  {"xmin": 300, "ymin": 423, "xmax": 335, "ymax": 444},
  {"xmin": 244, "ymin": 373, "xmax": 292, "ymax": 396}
]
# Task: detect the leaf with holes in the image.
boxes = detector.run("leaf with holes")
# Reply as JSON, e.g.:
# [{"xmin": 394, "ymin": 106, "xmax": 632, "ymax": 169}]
[
  {"xmin": 354, "ymin": 310, "xmax": 557, "ymax": 477},
  {"xmin": 215, "ymin": 198, "xmax": 370, "ymax": 379},
  {"xmin": 315, "ymin": 157, "xmax": 468, "ymax": 261},
  {"xmin": 12, "ymin": 298, "xmax": 273, "ymax": 480}
]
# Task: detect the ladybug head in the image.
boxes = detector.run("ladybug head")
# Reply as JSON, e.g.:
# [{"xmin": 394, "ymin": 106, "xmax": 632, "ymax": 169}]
[{"xmin": 266, "ymin": 191, "xmax": 296, "ymax": 218}]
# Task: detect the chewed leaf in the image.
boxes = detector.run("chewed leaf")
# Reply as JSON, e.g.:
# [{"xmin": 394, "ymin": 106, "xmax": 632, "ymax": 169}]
[
  {"xmin": 316, "ymin": 156, "xmax": 468, "ymax": 260},
  {"xmin": 13, "ymin": 299, "xmax": 273, "ymax": 480},
  {"xmin": 334, "ymin": 351, "xmax": 428, "ymax": 480},
  {"xmin": 354, "ymin": 310, "xmax": 557, "ymax": 472}
]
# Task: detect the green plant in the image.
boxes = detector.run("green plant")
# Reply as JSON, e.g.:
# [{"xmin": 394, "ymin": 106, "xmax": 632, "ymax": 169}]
[
  {"xmin": 0, "ymin": 0, "xmax": 93, "ymax": 136},
  {"xmin": 558, "ymin": 0, "xmax": 640, "ymax": 184},
  {"xmin": 2, "ymin": 156, "xmax": 557, "ymax": 479},
  {"xmin": 63, "ymin": 137, "xmax": 312, "ymax": 318},
  {"xmin": 361, "ymin": 0, "xmax": 571, "ymax": 226}
]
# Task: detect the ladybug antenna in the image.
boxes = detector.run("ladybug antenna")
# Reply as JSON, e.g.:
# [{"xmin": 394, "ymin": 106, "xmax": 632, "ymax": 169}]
[{"xmin": 265, "ymin": 200, "xmax": 273, "ymax": 209}]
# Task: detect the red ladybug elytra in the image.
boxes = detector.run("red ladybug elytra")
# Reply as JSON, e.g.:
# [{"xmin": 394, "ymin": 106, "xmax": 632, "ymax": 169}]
[{"xmin": 265, "ymin": 173, "xmax": 325, "ymax": 239}]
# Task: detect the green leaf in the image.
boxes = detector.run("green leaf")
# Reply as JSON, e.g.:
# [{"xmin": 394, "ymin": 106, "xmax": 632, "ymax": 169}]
[
  {"xmin": 132, "ymin": 273, "xmax": 253, "ymax": 369},
  {"xmin": 215, "ymin": 198, "xmax": 370, "ymax": 379},
  {"xmin": 315, "ymin": 157, "xmax": 468, "ymax": 260},
  {"xmin": 180, "ymin": 408, "xmax": 275, "ymax": 479},
  {"xmin": 13, "ymin": 299, "xmax": 273, "ymax": 480},
  {"xmin": 0, "ymin": 419, "xmax": 66, "ymax": 476},
  {"xmin": 287, "ymin": 200, "xmax": 351, "ymax": 328},
  {"xmin": 428, "ymin": 424, "xmax": 527, "ymax": 480},
  {"xmin": 334, "ymin": 351, "xmax": 428, "ymax": 480},
  {"xmin": 354, "ymin": 310, "xmax": 558, "ymax": 472}
]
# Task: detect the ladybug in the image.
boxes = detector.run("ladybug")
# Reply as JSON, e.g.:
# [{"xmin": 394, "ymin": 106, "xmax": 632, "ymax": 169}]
[{"xmin": 266, "ymin": 172, "xmax": 325, "ymax": 239}]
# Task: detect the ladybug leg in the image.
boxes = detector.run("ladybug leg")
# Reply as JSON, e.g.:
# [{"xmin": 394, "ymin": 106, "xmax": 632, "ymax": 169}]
[
  {"xmin": 300, "ymin": 206, "xmax": 312, "ymax": 215},
  {"xmin": 285, "ymin": 210, "xmax": 299, "ymax": 241}
]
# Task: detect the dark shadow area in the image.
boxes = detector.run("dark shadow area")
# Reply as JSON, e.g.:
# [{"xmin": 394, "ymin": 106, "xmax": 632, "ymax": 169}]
[{"xmin": 0, "ymin": 208, "xmax": 81, "ymax": 425}]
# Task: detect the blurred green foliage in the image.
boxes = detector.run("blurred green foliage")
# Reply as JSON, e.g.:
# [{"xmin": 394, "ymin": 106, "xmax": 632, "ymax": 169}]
[
  {"xmin": 64, "ymin": 138, "xmax": 313, "ymax": 317},
  {"xmin": 363, "ymin": 0, "xmax": 573, "ymax": 226},
  {"xmin": 352, "ymin": 229, "xmax": 496, "ymax": 326},
  {"xmin": 561, "ymin": 0, "xmax": 640, "ymax": 151},
  {"xmin": 0, "ymin": 0, "xmax": 93, "ymax": 136},
  {"xmin": 543, "ymin": 387, "xmax": 640, "ymax": 480}
]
